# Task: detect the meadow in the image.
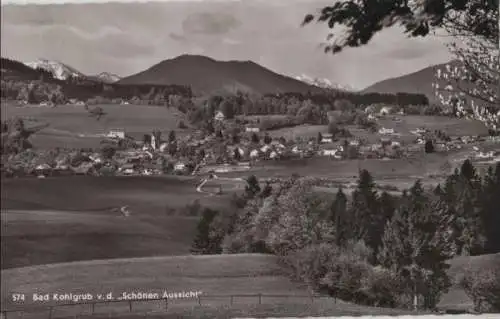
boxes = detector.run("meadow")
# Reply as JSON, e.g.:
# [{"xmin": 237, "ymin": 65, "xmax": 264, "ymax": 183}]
[
  {"xmin": 265, "ymin": 115, "xmax": 489, "ymax": 144},
  {"xmin": 0, "ymin": 103, "xmax": 190, "ymax": 149},
  {"xmin": 1, "ymin": 176, "xmax": 239, "ymax": 269},
  {"xmin": 2, "ymin": 253, "xmax": 496, "ymax": 318}
]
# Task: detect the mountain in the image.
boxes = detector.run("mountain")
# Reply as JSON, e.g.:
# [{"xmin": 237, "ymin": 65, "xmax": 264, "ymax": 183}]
[
  {"xmin": 88, "ymin": 72, "xmax": 121, "ymax": 84},
  {"xmin": 295, "ymin": 74, "xmax": 355, "ymax": 92},
  {"xmin": 118, "ymin": 54, "xmax": 323, "ymax": 95},
  {"xmin": 362, "ymin": 60, "xmax": 460, "ymax": 104},
  {"xmin": 1, "ymin": 57, "xmax": 44, "ymax": 81},
  {"xmin": 24, "ymin": 59, "xmax": 85, "ymax": 81}
]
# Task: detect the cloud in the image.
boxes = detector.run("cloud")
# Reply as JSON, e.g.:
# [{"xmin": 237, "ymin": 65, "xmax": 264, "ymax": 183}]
[
  {"xmin": 1, "ymin": 1, "xmax": 453, "ymax": 88},
  {"xmin": 182, "ymin": 12, "xmax": 241, "ymax": 35}
]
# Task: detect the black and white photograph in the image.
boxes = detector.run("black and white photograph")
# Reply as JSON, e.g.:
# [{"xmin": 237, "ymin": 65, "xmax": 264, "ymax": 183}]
[{"xmin": 1, "ymin": 0, "xmax": 499, "ymax": 318}]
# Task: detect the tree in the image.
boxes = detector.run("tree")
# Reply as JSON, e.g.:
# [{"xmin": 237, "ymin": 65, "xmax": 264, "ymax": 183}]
[
  {"xmin": 191, "ymin": 208, "xmax": 221, "ymax": 254},
  {"xmin": 330, "ymin": 187, "xmax": 348, "ymax": 246},
  {"xmin": 349, "ymin": 169, "xmax": 382, "ymax": 256},
  {"xmin": 168, "ymin": 130, "xmax": 176, "ymax": 143},
  {"xmin": 317, "ymin": 132, "xmax": 323, "ymax": 143},
  {"xmin": 220, "ymin": 99, "xmax": 235, "ymax": 119},
  {"xmin": 424, "ymin": 140, "xmax": 435, "ymax": 153},
  {"xmin": 245, "ymin": 175, "xmax": 261, "ymax": 198},
  {"xmin": 101, "ymin": 145, "xmax": 116, "ymax": 160},
  {"xmin": 378, "ymin": 180, "xmax": 453, "ymax": 310},
  {"xmin": 263, "ymin": 134, "xmax": 272, "ymax": 144},
  {"xmin": 302, "ymin": 0, "xmax": 498, "ymax": 54},
  {"xmin": 233, "ymin": 147, "xmax": 241, "ymax": 161},
  {"xmin": 433, "ymin": 35, "xmax": 499, "ymax": 131},
  {"xmin": 480, "ymin": 163, "xmax": 500, "ymax": 253},
  {"xmin": 251, "ymin": 133, "xmax": 260, "ymax": 143}
]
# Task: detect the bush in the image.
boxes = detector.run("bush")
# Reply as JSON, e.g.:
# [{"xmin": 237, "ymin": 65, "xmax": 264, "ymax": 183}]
[
  {"xmin": 282, "ymin": 241, "xmax": 401, "ymax": 308},
  {"xmin": 459, "ymin": 265, "xmax": 500, "ymax": 312}
]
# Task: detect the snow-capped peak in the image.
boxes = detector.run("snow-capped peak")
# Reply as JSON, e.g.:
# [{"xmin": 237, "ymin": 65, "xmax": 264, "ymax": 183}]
[
  {"xmin": 95, "ymin": 72, "xmax": 121, "ymax": 83},
  {"xmin": 295, "ymin": 74, "xmax": 354, "ymax": 92},
  {"xmin": 24, "ymin": 58, "xmax": 85, "ymax": 80}
]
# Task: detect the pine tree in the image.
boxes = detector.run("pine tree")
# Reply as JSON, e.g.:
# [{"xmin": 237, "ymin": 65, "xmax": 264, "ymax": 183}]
[
  {"xmin": 245, "ymin": 175, "xmax": 261, "ymax": 198},
  {"xmin": 378, "ymin": 180, "xmax": 452, "ymax": 310},
  {"xmin": 330, "ymin": 187, "xmax": 348, "ymax": 246},
  {"xmin": 480, "ymin": 163, "xmax": 500, "ymax": 253},
  {"xmin": 168, "ymin": 130, "xmax": 176, "ymax": 143},
  {"xmin": 191, "ymin": 208, "xmax": 221, "ymax": 254},
  {"xmin": 349, "ymin": 169, "xmax": 382, "ymax": 256}
]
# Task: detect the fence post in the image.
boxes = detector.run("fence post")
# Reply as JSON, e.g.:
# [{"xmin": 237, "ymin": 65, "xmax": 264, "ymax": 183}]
[
  {"xmin": 230, "ymin": 295, "xmax": 233, "ymax": 305},
  {"xmin": 165, "ymin": 298, "xmax": 168, "ymax": 311},
  {"xmin": 91, "ymin": 302, "xmax": 95, "ymax": 314},
  {"xmin": 258, "ymin": 293, "xmax": 262, "ymax": 305},
  {"xmin": 48, "ymin": 306, "xmax": 53, "ymax": 319},
  {"xmin": 198, "ymin": 295, "xmax": 201, "ymax": 306}
]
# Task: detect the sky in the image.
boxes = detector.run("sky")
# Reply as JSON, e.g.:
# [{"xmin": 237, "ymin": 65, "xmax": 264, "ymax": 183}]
[{"xmin": 0, "ymin": 0, "xmax": 454, "ymax": 89}]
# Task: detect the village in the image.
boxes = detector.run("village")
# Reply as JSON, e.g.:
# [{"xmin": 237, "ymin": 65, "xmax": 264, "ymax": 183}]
[{"xmin": 3, "ymin": 106, "xmax": 499, "ymax": 180}]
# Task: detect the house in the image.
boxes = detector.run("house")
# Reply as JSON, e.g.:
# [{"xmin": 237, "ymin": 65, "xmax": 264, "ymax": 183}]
[
  {"xmin": 269, "ymin": 151, "xmax": 279, "ymax": 159},
  {"xmin": 260, "ymin": 145, "xmax": 271, "ymax": 153},
  {"xmin": 121, "ymin": 163, "xmax": 136, "ymax": 175},
  {"xmin": 349, "ymin": 139, "xmax": 360, "ymax": 146},
  {"xmin": 321, "ymin": 149, "xmax": 338, "ymax": 157},
  {"xmin": 214, "ymin": 111, "xmax": 225, "ymax": 121},
  {"xmin": 321, "ymin": 133, "xmax": 333, "ymax": 143},
  {"xmin": 107, "ymin": 129, "xmax": 125, "ymax": 139},
  {"xmin": 174, "ymin": 162, "xmax": 186, "ymax": 171},
  {"xmin": 378, "ymin": 127, "xmax": 395, "ymax": 135},
  {"xmin": 379, "ymin": 106, "xmax": 393, "ymax": 115},
  {"xmin": 246, "ymin": 127, "xmax": 260, "ymax": 133},
  {"xmin": 249, "ymin": 149, "xmax": 260, "ymax": 159}
]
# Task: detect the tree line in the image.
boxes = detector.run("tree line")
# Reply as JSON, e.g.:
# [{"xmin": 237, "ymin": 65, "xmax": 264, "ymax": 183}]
[{"xmin": 191, "ymin": 160, "xmax": 500, "ymax": 311}]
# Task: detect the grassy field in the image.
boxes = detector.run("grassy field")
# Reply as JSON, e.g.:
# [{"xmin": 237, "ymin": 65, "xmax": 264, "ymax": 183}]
[
  {"xmin": 267, "ymin": 124, "xmax": 328, "ymax": 140},
  {"xmin": 0, "ymin": 102, "xmax": 190, "ymax": 149},
  {"xmin": 2, "ymin": 253, "xmax": 496, "ymax": 317},
  {"xmin": 1, "ymin": 176, "xmax": 239, "ymax": 269},
  {"xmin": 1, "ymin": 254, "xmax": 424, "ymax": 318}
]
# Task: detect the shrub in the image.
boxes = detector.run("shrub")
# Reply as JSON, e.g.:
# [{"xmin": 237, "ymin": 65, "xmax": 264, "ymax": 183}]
[
  {"xmin": 282, "ymin": 241, "xmax": 401, "ymax": 308},
  {"xmin": 459, "ymin": 265, "xmax": 500, "ymax": 312}
]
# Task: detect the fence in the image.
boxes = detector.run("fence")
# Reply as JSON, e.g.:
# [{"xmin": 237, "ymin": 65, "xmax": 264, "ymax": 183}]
[{"xmin": 0, "ymin": 293, "xmax": 334, "ymax": 319}]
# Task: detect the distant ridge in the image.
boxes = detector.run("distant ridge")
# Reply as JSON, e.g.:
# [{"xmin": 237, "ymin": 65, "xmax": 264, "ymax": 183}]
[
  {"xmin": 362, "ymin": 60, "xmax": 460, "ymax": 104},
  {"xmin": 118, "ymin": 54, "xmax": 324, "ymax": 95}
]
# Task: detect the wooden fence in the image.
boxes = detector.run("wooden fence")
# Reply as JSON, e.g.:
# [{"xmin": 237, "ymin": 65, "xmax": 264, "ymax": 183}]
[{"xmin": 0, "ymin": 293, "xmax": 334, "ymax": 319}]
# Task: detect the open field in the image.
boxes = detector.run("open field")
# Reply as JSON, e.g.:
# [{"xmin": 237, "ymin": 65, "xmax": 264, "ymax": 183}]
[
  {"xmin": 1, "ymin": 254, "xmax": 309, "ymax": 310},
  {"xmin": 0, "ymin": 102, "xmax": 190, "ymax": 149},
  {"xmin": 2, "ymin": 253, "xmax": 495, "ymax": 317},
  {"xmin": 1, "ymin": 176, "xmax": 240, "ymax": 269},
  {"xmin": 0, "ymin": 254, "xmax": 423, "ymax": 318},
  {"xmin": 267, "ymin": 124, "xmax": 328, "ymax": 140},
  {"xmin": 264, "ymin": 115, "xmax": 489, "ymax": 145},
  {"xmin": 378, "ymin": 115, "xmax": 490, "ymax": 137}
]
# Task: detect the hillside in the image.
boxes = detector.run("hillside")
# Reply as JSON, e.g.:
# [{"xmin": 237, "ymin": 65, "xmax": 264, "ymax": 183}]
[
  {"xmin": 118, "ymin": 54, "xmax": 324, "ymax": 95},
  {"xmin": 362, "ymin": 60, "xmax": 460, "ymax": 104}
]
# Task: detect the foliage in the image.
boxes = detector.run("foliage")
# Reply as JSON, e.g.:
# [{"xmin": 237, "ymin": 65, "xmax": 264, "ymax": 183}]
[
  {"xmin": 459, "ymin": 264, "xmax": 500, "ymax": 312},
  {"xmin": 191, "ymin": 208, "xmax": 222, "ymax": 255},
  {"xmin": 378, "ymin": 181, "xmax": 453, "ymax": 309},
  {"xmin": 433, "ymin": 36, "xmax": 499, "ymax": 131},
  {"xmin": 302, "ymin": 0, "xmax": 498, "ymax": 54}
]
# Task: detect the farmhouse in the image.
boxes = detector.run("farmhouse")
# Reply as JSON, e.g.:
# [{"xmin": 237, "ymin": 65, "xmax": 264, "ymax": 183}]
[
  {"xmin": 174, "ymin": 162, "xmax": 186, "ymax": 172},
  {"xmin": 379, "ymin": 106, "xmax": 393, "ymax": 115},
  {"xmin": 245, "ymin": 126, "xmax": 260, "ymax": 133},
  {"xmin": 107, "ymin": 129, "xmax": 125, "ymax": 139},
  {"xmin": 379, "ymin": 127, "xmax": 395, "ymax": 135},
  {"xmin": 214, "ymin": 111, "xmax": 225, "ymax": 121},
  {"xmin": 321, "ymin": 133, "xmax": 333, "ymax": 143}
]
